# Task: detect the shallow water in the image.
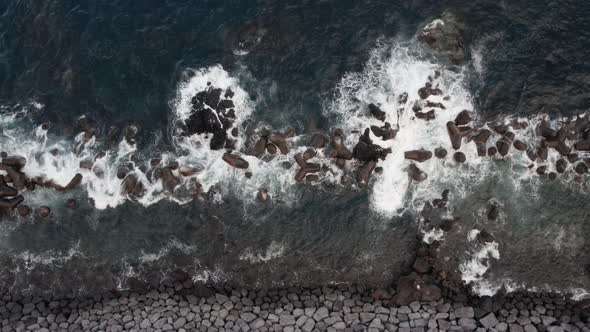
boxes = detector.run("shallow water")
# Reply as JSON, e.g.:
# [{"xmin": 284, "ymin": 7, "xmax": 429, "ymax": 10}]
[{"xmin": 0, "ymin": 0, "xmax": 589, "ymax": 298}]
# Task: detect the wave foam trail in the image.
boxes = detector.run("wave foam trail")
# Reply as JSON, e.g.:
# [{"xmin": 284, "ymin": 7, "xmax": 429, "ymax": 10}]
[{"xmin": 239, "ymin": 241, "xmax": 286, "ymax": 264}]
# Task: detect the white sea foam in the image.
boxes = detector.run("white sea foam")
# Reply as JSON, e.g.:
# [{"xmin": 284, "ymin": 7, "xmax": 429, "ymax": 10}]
[
  {"xmin": 459, "ymin": 230, "xmax": 501, "ymax": 295},
  {"xmin": 327, "ymin": 39, "xmax": 486, "ymax": 215},
  {"xmin": 139, "ymin": 238, "xmax": 198, "ymax": 263},
  {"xmin": 13, "ymin": 241, "xmax": 84, "ymax": 271},
  {"xmin": 239, "ymin": 241, "xmax": 286, "ymax": 264}
]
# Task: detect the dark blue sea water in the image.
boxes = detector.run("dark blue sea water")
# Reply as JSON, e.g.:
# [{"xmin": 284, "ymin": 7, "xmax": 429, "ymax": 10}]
[{"xmin": 0, "ymin": 0, "xmax": 589, "ymax": 298}]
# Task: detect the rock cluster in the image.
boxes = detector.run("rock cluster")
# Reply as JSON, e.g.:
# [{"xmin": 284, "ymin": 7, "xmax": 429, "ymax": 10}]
[
  {"xmin": 0, "ymin": 283, "xmax": 587, "ymax": 332},
  {"xmin": 0, "ymin": 154, "xmax": 72, "ymax": 220},
  {"xmin": 183, "ymin": 85, "xmax": 238, "ymax": 150}
]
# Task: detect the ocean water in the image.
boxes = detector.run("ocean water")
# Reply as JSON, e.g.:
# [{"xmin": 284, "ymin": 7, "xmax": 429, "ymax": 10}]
[{"xmin": 0, "ymin": 0, "xmax": 589, "ymax": 298}]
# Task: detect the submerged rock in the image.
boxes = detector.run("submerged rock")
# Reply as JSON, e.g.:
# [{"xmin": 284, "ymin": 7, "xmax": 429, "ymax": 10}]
[
  {"xmin": 17, "ymin": 204, "xmax": 31, "ymax": 217},
  {"xmin": 37, "ymin": 206, "xmax": 51, "ymax": 218},
  {"xmin": 417, "ymin": 13, "xmax": 465, "ymax": 64},
  {"xmin": 256, "ymin": 188, "xmax": 270, "ymax": 203}
]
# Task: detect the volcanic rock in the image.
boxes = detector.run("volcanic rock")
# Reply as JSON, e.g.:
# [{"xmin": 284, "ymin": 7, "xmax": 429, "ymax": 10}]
[
  {"xmin": 446, "ymin": 122, "xmax": 462, "ymax": 149},
  {"xmin": 37, "ymin": 206, "xmax": 51, "ymax": 218},
  {"xmin": 513, "ymin": 140, "xmax": 527, "ymax": 151},
  {"xmin": 222, "ymin": 153, "xmax": 249, "ymax": 169},
  {"xmin": 417, "ymin": 83, "xmax": 443, "ymax": 99},
  {"xmin": 496, "ymin": 139, "xmax": 510, "ymax": 156},
  {"xmin": 256, "ymin": 188, "xmax": 269, "ymax": 202},
  {"xmin": 574, "ymin": 162, "xmax": 588, "ymax": 174},
  {"xmin": 352, "ymin": 129, "xmax": 392, "ymax": 161},
  {"xmin": 266, "ymin": 143, "xmax": 277, "ymax": 155},
  {"xmin": 302, "ymin": 148, "xmax": 316, "ymax": 160},
  {"xmin": 0, "ymin": 176, "xmax": 17, "ymax": 198},
  {"xmin": 357, "ymin": 160, "xmax": 377, "ymax": 186},
  {"xmin": 453, "ymin": 152, "xmax": 466, "ymax": 163},
  {"xmin": 408, "ymin": 164, "xmax": 428, "ymax": 182},
  {"xmin": 404, "ymin": 150, "xmax": 433, "ymax": 162},
  {"xmin": 454, "ymin": 110, "xmax": 471, "ymax": 126},
  {"xmin": 0, "ymin": 195, "xmax": 23, "ymax": 209},
  {"xmin": 309, "ymin": 132, "xmax": 327, "ymax": 148},
  {"xmin": 295, "ymin": 163, "xmax": 321, "ymax": 182},
  {"xmin": 434, "ymin": 147, "xmax": 448, "ymax": 159},
  {"xmin": 368, "ymin": 103, "xmax": 386, "ymax": 121},
  {"xmin": 17, "ymin": 204, "xmax": 31, "ymax": 217}
]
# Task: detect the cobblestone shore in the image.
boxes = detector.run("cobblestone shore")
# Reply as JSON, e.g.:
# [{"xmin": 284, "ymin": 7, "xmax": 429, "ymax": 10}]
[{"xmin": 1, "ymin": 282, "xmax": 588, "ymax": 332}]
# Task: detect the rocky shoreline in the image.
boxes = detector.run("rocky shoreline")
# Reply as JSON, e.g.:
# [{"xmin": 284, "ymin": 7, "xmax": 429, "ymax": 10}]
[{"xmin": 1, "ymin": 281, "xmax": 588, "ymax": 332}]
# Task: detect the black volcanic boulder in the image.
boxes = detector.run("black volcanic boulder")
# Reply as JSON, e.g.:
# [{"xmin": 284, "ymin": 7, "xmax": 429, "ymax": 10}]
[
  {"xmin": 555, "ymin": 141, "xmax": 571, "ymax": 156},
  {"xmin": 574, "ymin": 162, "xmax": 588, "ymax": 174},
  {"xmin": 472, "ymin": 129, "xmax": 491, "ymax": 156},
  {"xmin": 446, "ymin": 122, "xmax": 462, "ymax": 149},
  {"xmin": 309, "ymin": 132, "xmax": 327, "ymax": 148},
  {"xmin": 434, "ymin": 147, "xmax": 447, "ymax": 159},
  {"xmin": 0, "ymin": 195, "xmax": 23, "ymax": 210},
  {"xmin": 222, "ymin": 153, "xmax": 249, "ymax": 169},
  {"xmin": 269, "ymin": 129, "xmax": 295, "ymax": 155},
  {"xmin": 408, "ymin": 163, "xmax": 428, "ymax": 182},
  {"xmin": 294, "ymin": 163, "xmax": 321, "ymax": 182},
  {"xmin": 370, "ymin": 122, "xmax": 398, "ymax": 141},
  {"xmin": 0, "ymin": 176, "xmax": 17, "ymax": 198},
  {"xmin": 496, "ymin": 138, "xmax": 510, "ymax": 156},
  {"xmin": 404, "ymin": 150, "xmax": 433, "ymax": 162},
  {"xmin": 513, "ymin": 140, "xmax": 527, "ymax": 151},
  {"xmin": 184, "ymin": 106, "xmax": 226, "ymax": 150},
  {"xmin": 353, "ymin": 129, "xmax": 392, "ymax": 161},
  {"xmin": 454, "ymin": 110, "xmax": 471, "ymax": 126},
  {"xmin": 417, "ymin": 82, "xmax": 442, "ymax": 100},
  {"xmin": 488, "ymin": 146, "xmax": 497, "ymax": 156},
  {"xmin": 330, "ymin": 130, "xmax": 353, "ymax": 160},
  {"xmin": 415, "ymin": 110, "xmax": 436, "ymax": 121},
  {"xmin": 183, "ymin": 86, "xmax": 239, "ymax": 150},
  {"xmin": 556, "ymin": 159, "xmax": 567, "ymax": 173},
  {"xmin": 453, "ymin": 151, "xmax": 466, "ymax": 163},
  {"xmin": 1, "ymin": 155, "xmax": 26, "ymax": 171},
  {"xmin": 368, "ymin": 103, "xmax": 386, "ymax": 121}
]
